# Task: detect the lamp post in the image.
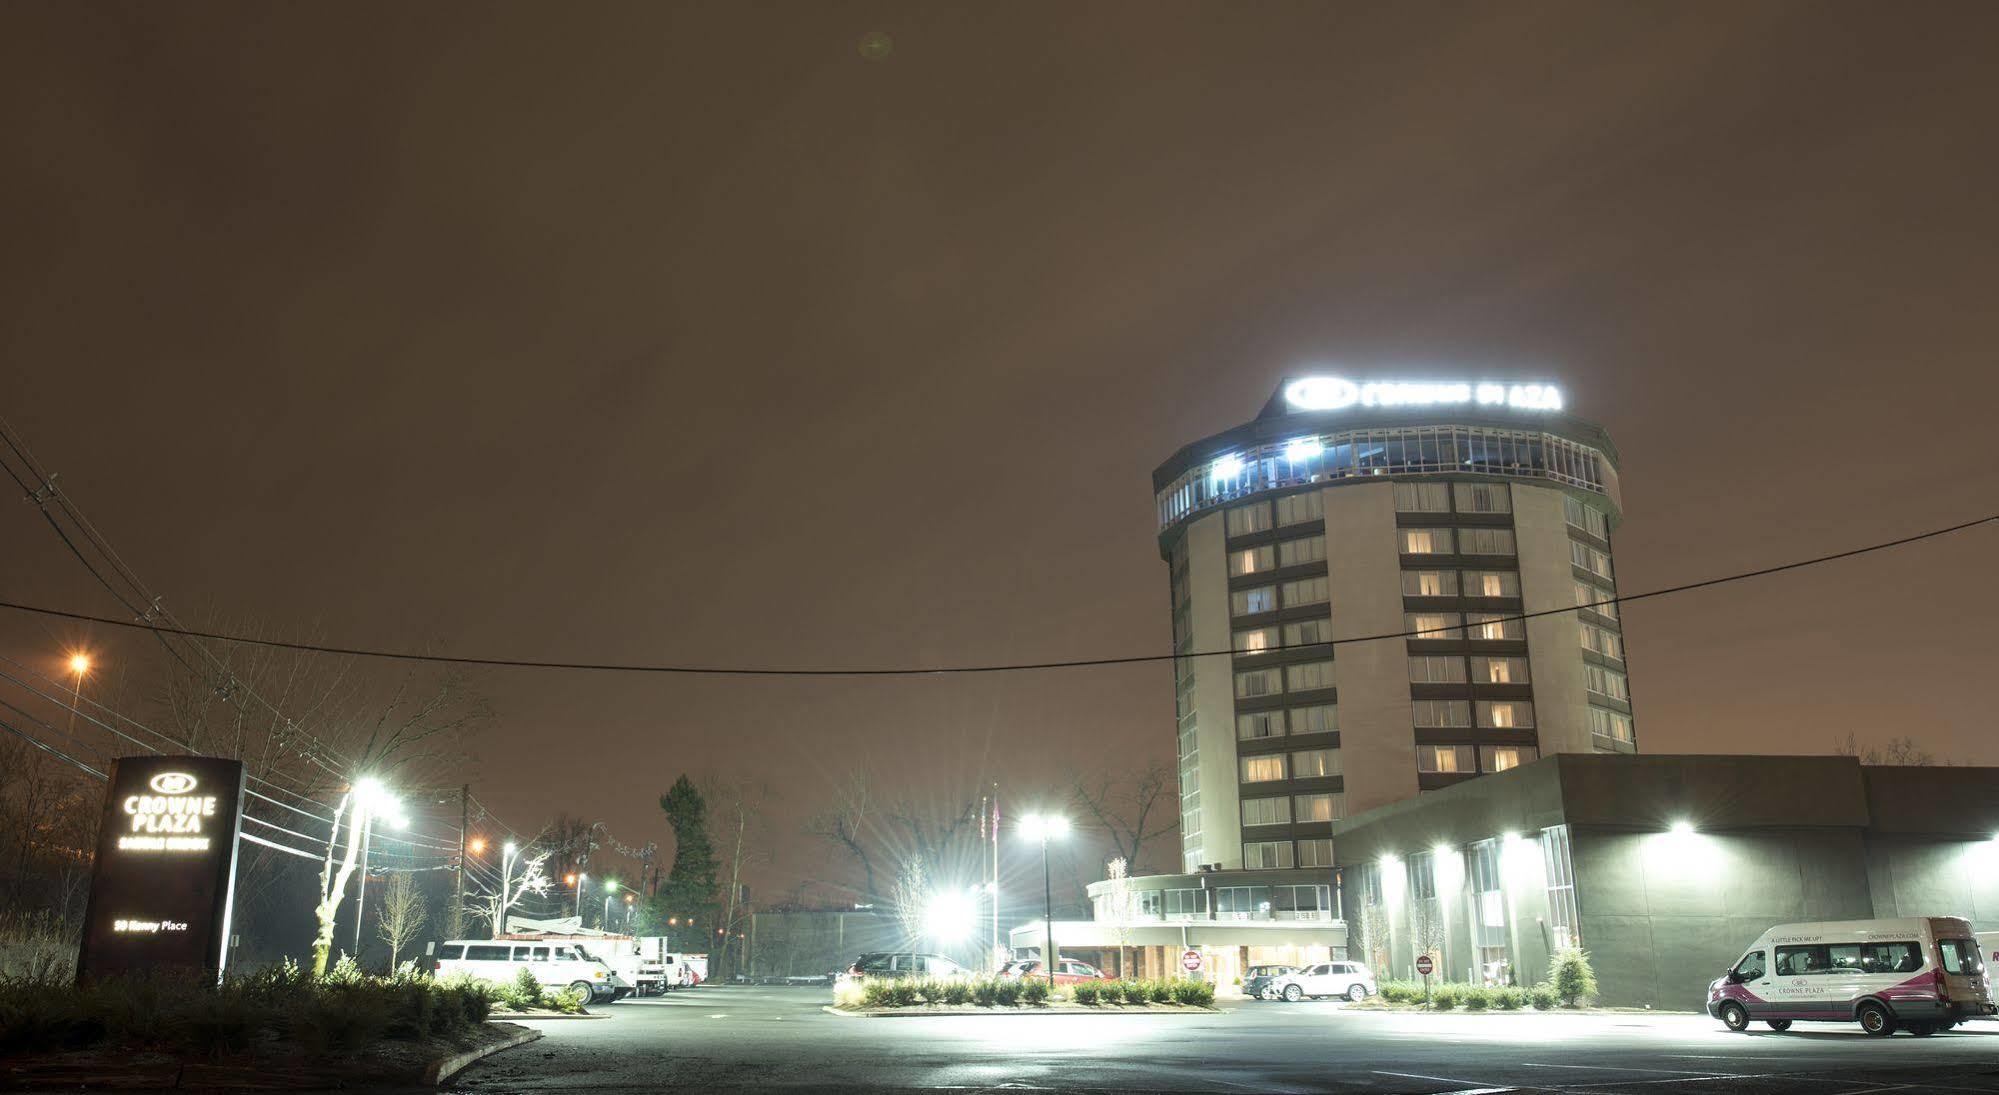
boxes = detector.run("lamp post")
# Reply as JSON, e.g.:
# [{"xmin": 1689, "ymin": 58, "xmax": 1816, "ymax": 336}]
[
  {"xmin": 350, "ymin": 778, "xmax": 408, "ymax": 960},
  {"xmin": 624, "ymin": 893, "xmax": 635, "ymax": 932},
  {"xmin": 498, "ymin": 841, "xmax": 518, "ymax": 939},
  {"xmin": 66, "ymin": 653, "xmax": 90, "ymax": 733},
  {"xmin": 572, "ymin": 872, "xmax": 588, "ymax": 919},
  {"xmin": 602, "ymin": 880, "xmax": 618, "ymax": 929},
  {"xmin": 1020, "ymin": 814, "xmax": 1069, "ymax": 988}
]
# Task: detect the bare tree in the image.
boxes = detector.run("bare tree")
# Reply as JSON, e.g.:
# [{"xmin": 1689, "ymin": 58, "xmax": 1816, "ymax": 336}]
[
  {"xmin": 1104, "ymin": 857, "xmax": 1135, "ymax": 977},
  {"xmin": 706, "ymin": 778, "xmax": 769, "ymax": 980},
  {"xmin": 465, "ymin": 848, "xmax": 554, "ymax": 937},
  {"xmin": 890, "ymin": 858, "xmax": 929, "ymax": 948},
  {"xmin": 376, "ymin": 871, "xmax": 429, "ymax": 970},
  {"xmin": 1835, "ymin": 734, "xmax": 1942, "ymax": 766},
  {"xmin": 806, "ymin": 770, "xmax": 882, "ymax": 902},
  {"xmin": 547, "ymin": 813, "xmax": 598, "ymax": 885},
  {"xmin": 1071, "ymin": 760, "xmax": 1179, "ymax": 874}
]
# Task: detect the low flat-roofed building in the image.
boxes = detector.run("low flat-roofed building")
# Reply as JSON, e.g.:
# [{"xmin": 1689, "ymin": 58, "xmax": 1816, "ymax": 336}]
[{"xmin": 1330, "ymin": 753, "xmax": 1999, "ymax": 1007}]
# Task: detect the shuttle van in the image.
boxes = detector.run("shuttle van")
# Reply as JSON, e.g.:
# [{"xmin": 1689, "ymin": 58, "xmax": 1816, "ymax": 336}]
[
  {"xmin": 434, "ymin": 939, "xmax": 625, "ymax": 1003},
  {"xmin": 1708, "ymin": 917, "xmax": 1993, "ymax": 1036}
]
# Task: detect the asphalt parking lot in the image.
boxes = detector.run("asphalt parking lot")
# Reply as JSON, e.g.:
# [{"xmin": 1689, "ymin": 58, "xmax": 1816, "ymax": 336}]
[{"xmin": 455, "ymin": 985, "xmax": 1999, "ymax": 1094}]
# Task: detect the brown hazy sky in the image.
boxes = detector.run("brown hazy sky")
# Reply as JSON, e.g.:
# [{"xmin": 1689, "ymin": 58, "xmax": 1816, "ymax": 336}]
[{"xmin": 3, "ymin": 2, "xmax": 1996, "ymax": 901}]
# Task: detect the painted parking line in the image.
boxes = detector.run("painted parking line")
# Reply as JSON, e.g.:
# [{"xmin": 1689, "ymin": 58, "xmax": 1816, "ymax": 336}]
[{"xmin": 1371, "ymin": 1069, "xmax": 1507, "ymax": 1090}]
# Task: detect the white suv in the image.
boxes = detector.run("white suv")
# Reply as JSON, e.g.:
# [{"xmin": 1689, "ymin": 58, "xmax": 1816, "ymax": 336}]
[{"xmin": 1273, "ymin": 961, "xmax": 1376, "ymax": 1002}]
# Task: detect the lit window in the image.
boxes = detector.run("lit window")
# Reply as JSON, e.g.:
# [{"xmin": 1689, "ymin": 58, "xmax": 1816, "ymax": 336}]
[
  {"xmin": 1282, "ymin": 618, "xmax": 1334, "ymax": 647},
  {"xmin": 1287, "ymin": 704, "xmax": 1338, "ymax": 734},
  {"xmin": 1278, "ymin": 534, "xmax": 1326, "ymax": 567},
  {"xmin": 1281, "ymin": 576, "xmax": 1329, "ymax": 606},
  {"xmin": 1477, "ymin": 700, "xmax": 1536, "ymax": 729},
  {"xmin": 1230, "ymin": 545, "xmax": 1275, "ymax": 576},
  {"xmin": 1585, "ymin": 664, "xmax": 1630, "ymax": 702},
  {"xmin": 1412, "ymin": 700, "xmax": 1472, "ymax": 728},
  {"xmin": 1569, "ymin": 540, "xmax": 1614, "ymax": 579},
  {"xmin": 1401, "ymin": 570, "xmax": 1458, "ymax": 597},
  {"xmin": 1231, "ymin": 586, "xmax": 1276, "ymax": 616},
  {"xmin": 1400, "ymin": 528, "xmax": 1454, "ymax": 554},
  {"xmin": 1466, "ymin": 613, "xmax": 1523, "ymax": 640},
  {"xmin": 1275, "ymin": 492, "xmax": 1324, "ymax": 526},
  {"xmin": 1576, "ymin": 581, "xmax": 1619, "ymax": 620},
  {"xmin": 1453, "ymin": 482, "xmax": 1512, "ymax": 514},
  {"xmin": 1463, "ymin": 570, "xmax": 1520, "ymax": 598},
  {"xmin": 1405, "ymin": 612, "xmax": 1463, "ymax": 639},
  {"xmin": 1226, "ymin": 503, "xmax": 1272, "ymax": 537},
  {"xmin": 1296, "ymin": 839, "xmax": 1335, "ymax": 868},
  {"xmin": 1240, "ymin": 755, "xmax": 1287, "ymax": 782},
  {"xmin": 1458, "ymin": 528, "xmax": 1517, "ymax": 556},
  {"xmin": 1408, "ymin": 655, "xmax": 1467, "ymax": 683},
  {"xmin": 1241, "ymin": 797, "xmax": 1292, "ymax": 827},
  {"xmin": 1290, "ymin": 748, "xmax": 1340, "ymax": 778},
  {"xmin": 1283, "ymin": 661, "xmax": 1335, "ymax": 692},
  {"xmin": 1242, "ymin": 841, "xmax": 1295, "ymax": 869},
  {"xmin": 1393, "ymin": 482, "xmax": 1453, "ymax": 513},
  {"xmin": 1233, "ymin": 627, "xmax": 1278, "ymax": 655},
  {"xmin": 1471, "ymin": 656, "xmax": 1531, "ymax": 684},
  {"xmin": 1480, "ymin": 745, "xmax": 1538, "ymax": 772},
  {"xmin": 1588, "ymin": 706, "xmax": 1635, "ymax": 748},
  {"xmin": 1564, "ymin": 496, "xmax": 1609, "ymax": 538},
  {"xmin": 1293, "ymin": 792, "xmax": 1343, "ymax": 822},
  {"xmin": 1416, "ymin": 745, "xmax": 1475, "ymax": 773},
  {"xmin": 1233, "ymin": 668, "xmax": 1282, "ymax": 698},
  {"xmin": 1581, "ymin": 623, "xmax": 1624, "ymax": 660},
  {"xmin": 1237, "ymin": 711, "xmax": 1285, "ymax": 740}
]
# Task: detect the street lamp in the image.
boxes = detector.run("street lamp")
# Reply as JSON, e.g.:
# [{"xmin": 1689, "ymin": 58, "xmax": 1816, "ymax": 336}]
[
  {"xmin": 602, "ymin": 879, "xmax": 618, "ymax": 929},
  {"xmin": 624, "ymin": 893, "xmax": 635, "ymax": 932},
  {"xmin": 567, "ymin": 871, "xmax": 588, "ymax": 918},
  {"xmin": 1019, "ymin": 813, "xmax": 1069, "ymax": 987},
  {"xmin": 65, "ymin": 652, "xmax": 90, "ymax": 733},
  {"xmin": 350, "ymin": 777, "xmax": 408, "ymax": 958}
]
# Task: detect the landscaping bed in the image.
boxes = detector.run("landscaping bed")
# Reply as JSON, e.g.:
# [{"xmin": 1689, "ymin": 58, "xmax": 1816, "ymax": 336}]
[{"xmin": 832, "ymin": 975, "xmax": 1215, "ymax": 1014}]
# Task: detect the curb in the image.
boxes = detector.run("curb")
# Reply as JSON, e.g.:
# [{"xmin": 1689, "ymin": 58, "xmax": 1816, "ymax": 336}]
[
  {"xmin": 424, "ymin": 1024, "xmax": 542, "ymax": 1085},
  {"xmin": 822, "ymin": 1005, "xmax": 1219, "ymax": 1018}
]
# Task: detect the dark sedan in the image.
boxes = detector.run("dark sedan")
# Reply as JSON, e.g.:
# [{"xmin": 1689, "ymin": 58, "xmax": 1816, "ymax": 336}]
[{"xmin": 1243, "ymin": 965, "xmax": 1299, "ymax": 1001}]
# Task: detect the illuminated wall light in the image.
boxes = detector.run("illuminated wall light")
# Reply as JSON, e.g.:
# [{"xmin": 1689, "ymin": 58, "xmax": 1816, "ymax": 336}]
[
  {"xmin": 1210, "ymin": 454, "xmax": 1245, "ymax": 482},
  {"xmin": 1285, "ymin": 437, "xmax": 1323, "ymax": 460},
  {"xmin": 1669, "ymin": 820, "xmax": 1696, "ymax": 836}
]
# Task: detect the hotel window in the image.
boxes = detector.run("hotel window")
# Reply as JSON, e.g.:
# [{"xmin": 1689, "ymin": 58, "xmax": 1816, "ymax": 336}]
[
  {"xmin": 1458, "ymin": 528, "xmax": 1517, "ymax": 556},
  {"xmin": 1416, "ymin": 744, "xmax": 1475, "ymax": 773},
  {"xmin": 1226, "ymin": 502, "xmax": 1272, "ymax": 536},
  {"xmin": 1237, "ymin": 711, "xmax": 1285, "ymax": 740},
  {"xmin": 1230, "ymin": 544, "xmax": 1276, "ymax": 576},
  {"xmin": 1412, "ymin": 699, "xmax": 1472, "ymax": 728},
  {"xmin": 1288, "ymin": 703, "xmax": 1338, "ymax": 734},
  {"xmin": 1278, "ymin": 534, "xmax": 1326, "ymax": 567},
  {"xmin": 1463, "ymin": 570, "xmax": 1520, "ymax": 598},
  {"xmin": 1543, "ymin": 825, "xmax": 1581, "ymax": 948},
  {"xmin": 1400, "ymin": 528, "xmax": 1454, "ymax": 554},
  {"xmin": 1233, "ymin": 627, "xmax": 1279, "ymax": 655},
  {"xmin": 1564, "ymin": 496, "xmax": 1609, "ymax": 539},
  {"xmin": 1405, "ymin": 612, "xmax": 1463, "ymax": 639},
  {"xmin": 1394, "ymin": 482, "xmax": 1452, "ymax": 513},
  {"xmin": 1575, "ymin": 580, "xmax": 1619, "ymax": 620},
  {"xmin": 1466, "ymin": 613, "xmax": 1523, "ymax": 640},
  {"xmin": 1283, "ymin": 618, "xmax": 1335, "ymax": 647},
  {"xmin": 1477, "ymin": 700, "xmax": 1536, "ymax": 729},
  {"xmin": 1243, "ymin": 841, "xmax": 1295, "ymax": 870},
  {"xmin": 1471, "ymin": 656, "xmax": 1531, "ymax": 684},
  {"xmin": 1581, "ymin": 622, "xmax": 1624, "ymax": 660},
  {"xmin": 1569, "ymin": 540, "xmax": 1614, "ymax": 579},
  {"xmin": 1290, "ymin": 748, "xmax": 1340, "ymax": 778},
  {"xmin": 1275, "ymin": 491, "xmax": 1324, "ymax": 526},
  {"xmin": 1408, "ymin": 654, "xmax": 1467, "ymax": 683},
  {"xmin": 1232, "ymin": 586, "xmax": 1276, "ymax": 616},
  {"xmin": 1480, "ymin": 745, "xmax": 1538, "ymax": 772},
  {"xmin": 1401, "ymin": 570, "xmax": 1458, "ymax": 597},
  {"xmin": 1234, "ymin": 667, "xmax": 1282, "ymax": 698},
  {"xmin": 1296, "ymin": 838, "xmax": 1335, "ymax": 868},
  {"xmin": 1137, "ymin": 890, "xmax": 1163, "ymax": 919},
  {"xmin": 1293, "ymin": 792, "xmax": 1344, "ymax": 822},
  {"xmin": 1284, "ymin": 660, "xmax": 1335, "ymax": 693},
  {"xmin": 1468, "ymin": 839, "xmax": 1509, "ymax": 973},
  {"xmin": 1241, "ymin": 754, "xmax": 1287, "ymax": 782},
  {"xmin": 1589, "ymin": 706, "xmax": 1636, "ymax": 748},
  {"xmin": 1281, "ymin": 575, "xmax": 1329, "ymax": 606},
  {"xmin": 1165, "ymin": 888, "xmax": 1208, "ymax": 919},
  {"xmin": 1585, "ymin": 664, "xmax": 1630, "ymax": 702},
  {"xmin": 1406, "ymin": 851, "xmax": 1437, "ymax": 901},
  {"xmin": 1453, "ymin": 482, "xmax": 1512, "ymax": 514},
  {"xmin": 1241, "ymin": 796, "xmax": 1292, "ymax": 827}
]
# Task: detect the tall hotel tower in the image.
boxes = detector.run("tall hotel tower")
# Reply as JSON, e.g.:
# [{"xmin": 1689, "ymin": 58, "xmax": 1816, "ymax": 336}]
[{"xmin": 1154, "ymin": 378, "xmax": 1634, "ymax": 873}]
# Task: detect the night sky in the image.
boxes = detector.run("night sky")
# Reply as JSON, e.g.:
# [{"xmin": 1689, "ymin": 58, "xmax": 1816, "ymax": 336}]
[{"xmin": 3, "ymin": 3, "xmax": 1995, "ymax": 902}]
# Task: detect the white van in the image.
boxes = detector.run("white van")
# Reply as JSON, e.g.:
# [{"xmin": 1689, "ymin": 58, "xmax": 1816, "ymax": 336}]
[
  {"xmin": 1707, "ymin": 917, "xmax": 1994, "ymax": 1036},
  {"xmin": 433, "ymin": 939, "xmax": 624, "ymax": 1003}
]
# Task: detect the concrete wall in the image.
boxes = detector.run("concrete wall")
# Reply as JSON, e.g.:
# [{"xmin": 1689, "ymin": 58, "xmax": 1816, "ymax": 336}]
[
  {"xmin": 1323, "ymin": 481, "xmax": 1417, "ymax": 817},
  {"xmin": 1184, "ymin": 509, "xmax": 1240, "ymax": 867},
  {"xmin": 1513, "ymin": 484, "xmax": 1592, "ymax": 757}
]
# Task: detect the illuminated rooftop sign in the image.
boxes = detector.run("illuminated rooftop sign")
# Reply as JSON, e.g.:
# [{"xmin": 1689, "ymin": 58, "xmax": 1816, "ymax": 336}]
[{"xmin": 1284, "ymin": 377, "xmax": 1563, "ymax": 413}]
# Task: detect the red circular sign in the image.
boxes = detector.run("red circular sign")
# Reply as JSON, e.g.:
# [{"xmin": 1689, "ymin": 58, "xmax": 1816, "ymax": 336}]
[
  {"xmin": 1415, "ymin": 955, "xmax": 1435, "ymax": 976},
  {"xmin": 1180, "ymin": 949, "xmax": 1203, "ymax": 972}
]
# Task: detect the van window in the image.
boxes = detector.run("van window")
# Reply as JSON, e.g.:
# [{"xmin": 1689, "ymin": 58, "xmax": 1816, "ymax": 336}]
[
  {"xmin": 1776, "ymin": 942, "xmax": 1921, "ymax": 976},
  {"xmin": 1861, "ymin": 943, "xmax": 1923, "ymax": 974},
  {"xmin": 465, "ymin": 945, "xmax": 510, "ymax": 961},
  {"xmin": 514, "ymin": 946, "xmax": 549, "ymax": 962},
  {"xmin": 1940, "ymin": 939, "xmax": 1984, "ymax": 975},
  {"xmin": 1731, "ymin": 952, "xmax": 1764, "ymax": 981},
  {"xmin": 438, "ymin": 944, "xmax": 466, "ymax": 960},
  {"xmin": 552, "ymin": 946, "xmax": 576, "ymax": 960}
]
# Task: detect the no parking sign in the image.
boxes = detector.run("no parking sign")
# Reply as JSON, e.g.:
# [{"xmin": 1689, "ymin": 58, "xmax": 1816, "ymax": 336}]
[{"xmin": 1180, "ymin": 949, "xmax": 1203, "ymax": 973}]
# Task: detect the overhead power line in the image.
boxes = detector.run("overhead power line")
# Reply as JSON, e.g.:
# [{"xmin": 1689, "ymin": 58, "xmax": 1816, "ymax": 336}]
[{"xmin": 0, "ymin": 513, "xmax": 1991, "ymax": 677}]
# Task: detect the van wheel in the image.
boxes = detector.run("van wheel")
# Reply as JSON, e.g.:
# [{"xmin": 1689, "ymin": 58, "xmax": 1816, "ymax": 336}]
[
  {"xmin": 568, "ymin": 981, "xmax": 595, "ymax": 1005},
  {"xmin": 1764, "ymin": 1019, "xmax": 1791, "ymax": 1031},
  {"xmin": 1718, "ymin": 1002, "xmax": 1749, "ymax": 1031},
  {"xmin": 1906, "ymin": 1022, "xmax": 1935, "ymax": 1037},
  {"xmin": 1857, "ymin": 1002, "xmax": 1896, "ymax": 1036},
  {"xmin": 1283, "ymin": 984, "xmax": 1304, "ymax": 1002}
]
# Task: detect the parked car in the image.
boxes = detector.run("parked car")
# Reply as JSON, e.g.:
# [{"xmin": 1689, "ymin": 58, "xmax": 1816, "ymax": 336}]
[
  {"xmin": 999, "ymin": 958, "xmax": 1109, "ymax": 985},
  {"xmin": 433, "ymin": 939, "xmax": 626, "ymax": 1003},
  {"xmin": 837, "ymin": 952, "xmax": 970, "ymax": 984},
  {"xmin": 1243, "ymin": 965, "xmax": 1300, "ymax": 1000},
  {"xmin": 1708, "ymin": 917, "xmax": 1994, "ymax": 1036},
  {"xmin": 1271, "ymin": 961, "xmax": 1376, "ymax": 1002}
]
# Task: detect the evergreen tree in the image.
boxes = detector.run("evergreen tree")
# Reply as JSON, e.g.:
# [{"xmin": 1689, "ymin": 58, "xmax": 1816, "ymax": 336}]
[{"xmin": 656, "ymin": 776, "xmax": 719, "ymax": 942}]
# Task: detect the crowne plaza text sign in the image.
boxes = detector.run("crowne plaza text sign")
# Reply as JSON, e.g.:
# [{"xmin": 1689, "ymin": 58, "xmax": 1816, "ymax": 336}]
[{"xmin": 77, "ymin": 756, "xmax": 245, "ymax": 984}]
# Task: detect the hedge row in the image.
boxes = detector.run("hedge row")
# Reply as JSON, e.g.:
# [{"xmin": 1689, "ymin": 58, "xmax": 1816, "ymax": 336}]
[{"xmin": 840, "ymin": 976, "xmax": 1214, "ymax": 1009}]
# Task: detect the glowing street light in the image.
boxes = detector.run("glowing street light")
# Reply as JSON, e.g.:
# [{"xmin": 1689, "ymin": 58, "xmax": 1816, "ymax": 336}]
[
  {"xmin": 1670, "ymin": 820, "xmax": 1697, "ymax": 836},
  {"xmin": 572, "ymin": 871, "xmax": 589, "ymax": 918},
  {"xmin": 65, "ymin": 651, "xmax": 91, "ymax": 732},
  {"xmin": 921, "ymin": 887, "xmax": 980, "ymax": 942},
  {"xmin": 469, "ymin": 837, "xmax": 487, "ymax": 855},
  {"xmin": 349, "ymin": 776, "xmax": 409, "ymax": 955},
  {"xmin": 1020, "ymin": 813, "xmax": 1069, "ymax": 987}
]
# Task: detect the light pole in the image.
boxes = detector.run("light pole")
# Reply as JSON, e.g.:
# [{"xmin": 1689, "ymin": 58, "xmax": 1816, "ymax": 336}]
[
  {"xmin": 1020, "ymin": 813, "xmax": 1069, "ymax": 988},
  {"xmin": 66, "ymin": 653, "xmax": 90, "ymax": 733},
  {"xmin": 602, "ymin": 879, "xmax": 618, "ymax": 929},
  {"xmin": 624, "ymin": 893, "xmax": 635, "ymax": 932},
  {"xmin": 498, "ymin": 840, "xmax": 518, "ymax": 939},
  {"xmin": 350, "ymin": 778, "xmax": 408, "ymax": 961},
  {"xmin": 568, "ymin": 872, "xmax": 588, "ymax": 919}
]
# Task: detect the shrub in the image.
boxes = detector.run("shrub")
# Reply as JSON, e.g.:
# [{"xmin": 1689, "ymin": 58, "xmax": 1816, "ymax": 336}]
[
  {"xmin": 1147, "ymin": 980, "xmax": 1173, "ymax": 1005},
  {"xmin": 1461, "ymin": 986, "xmax": 1491, "ymax": 1011},
  {"xmin": 993, "ymin": 978, "xmax": 1024, "ymax": 1007},
  {"xmin": 1379, "ymin": 980, "xmax": 1427, "ymax": 1005},
  {"xmin": 1494, "ymin": 987, "xmax": 1526, "ymax": 1011},
  {"xmin": 1071, "ymin": 982, "xmax": 1102, "ymax": 1006},
  {"xmin": 940, "ymin": 979, "xmax": 972, "ymax": 1006},
  {"xmin": 1172, "ymin": 979, "xmax": 1215, "ymax": 1007},
  {"xmin": 1120, "ymin": 980, "xmax": 1149, "ymax": 1006},
  {"xmin": 551, "ymin": 987, "xmax": 588, "ymax": 1015},
  {"xmin": 1550, "ymin": 947, "xmax": 1598, "ymax": 1008},
  {"xmin": 885, "ymin": 980, "xmax": 919, "ymax": 1008},
  {"xmin": 970, "ymin": 979, "xmax": 999, "ymax": 1007},
  {"xmin": 1021, "ymin": 978, "xmax": 1051, "ymax": 1006},
  {"xmin": 859, "ymin": 979, "xmax": 894, "ymax": 1008},
  {"xmin": 1529, "ymin": 984, "xmax": 1558, "ymax": 1010},
  {"xmin": 1428, "ymin": 985, "xmax": 1459, "ymax": 1010},
  {"xmin": 499, "ymin": 966, "xmax": 547, "ymax": 1011}
]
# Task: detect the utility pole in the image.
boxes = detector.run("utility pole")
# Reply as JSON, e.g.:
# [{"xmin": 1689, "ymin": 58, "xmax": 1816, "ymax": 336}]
[{"xmin": 455, "ymin": 784, "xmax": 469, "ymax": 938}]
